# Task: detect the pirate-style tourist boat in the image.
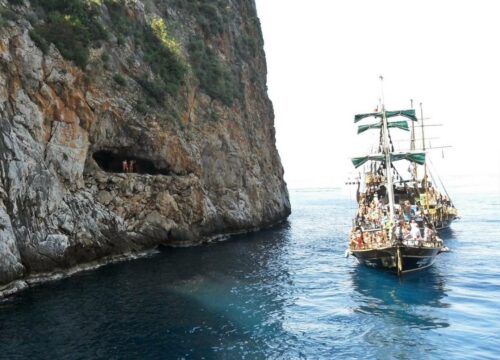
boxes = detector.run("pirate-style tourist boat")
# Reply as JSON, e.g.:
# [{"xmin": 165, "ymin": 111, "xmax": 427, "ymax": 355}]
[{"xmin": 346, "ymin": 78, "xmax": 457, "ymax": 275}]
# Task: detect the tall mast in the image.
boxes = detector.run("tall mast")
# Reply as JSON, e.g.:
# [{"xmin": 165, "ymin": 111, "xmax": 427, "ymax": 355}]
[
  {"xmin": 410, "ymin": 99, "xmax": 415, "ymax": 151},
  {"xmin": 410, "ymin": 99, "xmax": 417, "ymax": 183},
  {"xmin": 380, "ymin": 76, "xmax": 395, "ymax": 225},
  {"xmin": 420, "ymin": 103, "xmax": 430, "ymax": 212},
  {"xmin": 420, "ymin": 102, "xmax": 426, "ymax": 152}
]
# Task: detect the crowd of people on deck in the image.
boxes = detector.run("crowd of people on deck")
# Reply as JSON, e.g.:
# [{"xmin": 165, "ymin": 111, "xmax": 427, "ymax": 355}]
[{"xmin": 350, "ymin": 173, "xmax": 446, "ymax": 251}]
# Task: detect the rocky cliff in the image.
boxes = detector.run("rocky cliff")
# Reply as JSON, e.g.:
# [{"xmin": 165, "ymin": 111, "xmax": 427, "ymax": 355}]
[{"xmin": 0, "ymin": 0, "xmax": 290, "ymax": 289}]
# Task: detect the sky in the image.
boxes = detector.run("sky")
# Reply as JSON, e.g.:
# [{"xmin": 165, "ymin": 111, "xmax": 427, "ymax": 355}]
[{"xmin": 255, "ymin": 0, "xmax": 500, "ymax": 194}]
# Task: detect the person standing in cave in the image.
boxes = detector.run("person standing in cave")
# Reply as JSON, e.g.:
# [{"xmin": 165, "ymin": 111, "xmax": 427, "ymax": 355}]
[
  {"xmin": 122, "ymin": 160, "xmax": 129, "ymax": 173},
  {"xmin": 129, "ymin": 160, "xmax": 136, "ymax": 173}
]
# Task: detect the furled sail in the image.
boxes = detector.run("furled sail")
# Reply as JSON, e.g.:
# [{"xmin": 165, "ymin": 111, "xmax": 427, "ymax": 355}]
[
  {"xmin": 357, "ymin": 120, "xmax": 409, "ymax": 134},
  {"xmin": 354, "ymin": 109, "xmax": 417, "ymax": 123},
  {"xmin": 351, "ymin": 151, "xmax": 426, "ymax": 168}
]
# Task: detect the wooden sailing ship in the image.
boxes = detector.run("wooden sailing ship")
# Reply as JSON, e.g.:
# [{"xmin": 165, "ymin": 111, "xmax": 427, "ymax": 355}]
[{"xmin": 346, "ymin": 78, "xmax": 457, "ymax": 275}]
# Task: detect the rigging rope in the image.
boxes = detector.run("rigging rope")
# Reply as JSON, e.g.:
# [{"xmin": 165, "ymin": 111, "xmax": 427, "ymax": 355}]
[{"xmin": 428, "ymin": 158, "xmax": 454, "ymax": 206}]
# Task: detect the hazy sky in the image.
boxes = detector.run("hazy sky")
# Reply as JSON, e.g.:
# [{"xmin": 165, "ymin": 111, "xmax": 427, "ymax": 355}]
[{"xmin": 255, "ymin": 0, "xmax": 500, "ymax": 193}]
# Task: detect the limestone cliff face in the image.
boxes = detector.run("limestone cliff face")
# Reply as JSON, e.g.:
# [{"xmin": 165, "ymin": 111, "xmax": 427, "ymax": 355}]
[{"xmin": 0, "ymin": 0, "xmax": 290, "ymax": 286}]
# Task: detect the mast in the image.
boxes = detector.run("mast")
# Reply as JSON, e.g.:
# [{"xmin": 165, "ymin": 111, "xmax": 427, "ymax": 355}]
[
  {"xmin": 410, "ymin": 99, "xmax": 415, "ymax": 151},
  {"xmin": 420, "ymin": 103, "xmax": 426, "ymax": 152},
  {"xmin": 410, "ymin": 99, "xmax": 417, "ymax": 183},
  {"xmin": 380, "ymin": 76, "xmax": 395, "ymax": 226},
  {"xmin": 420, "ymin": 103, "xmax": 430, "ymax": 212}
]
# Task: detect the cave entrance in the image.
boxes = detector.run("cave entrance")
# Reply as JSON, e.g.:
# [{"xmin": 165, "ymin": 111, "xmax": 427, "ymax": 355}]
[{"xmin": 93, "ymin": 150, "xmax": 170, "ymax": 175}]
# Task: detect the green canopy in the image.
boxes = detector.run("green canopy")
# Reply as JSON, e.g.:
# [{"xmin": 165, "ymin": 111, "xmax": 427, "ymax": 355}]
[
  {"xmin": 351, "ymin": 151, "xmax": 426, "ymax": 168},
  {"xmin": 357, "ymin": 120, "xmax": 410, "ymax": 134},
  {"xmin": 354, "ymin": 109, "xmax": 417, "ymax": 123}
]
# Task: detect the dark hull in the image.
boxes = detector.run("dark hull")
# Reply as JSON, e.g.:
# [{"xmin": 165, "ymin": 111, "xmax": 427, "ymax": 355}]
[
  {"xmin": 351, "ymin": 245, "xmax": 441, "ymax": 275},
  {"xmin": 435, "ymin": 217, "xmax": 457, "ymax": 231}
]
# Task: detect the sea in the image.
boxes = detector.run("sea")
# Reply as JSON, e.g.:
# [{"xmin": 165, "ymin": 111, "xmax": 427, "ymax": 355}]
[{"xmin": 0, "ymin": 188, "xmax": 499, "ymax": 359}]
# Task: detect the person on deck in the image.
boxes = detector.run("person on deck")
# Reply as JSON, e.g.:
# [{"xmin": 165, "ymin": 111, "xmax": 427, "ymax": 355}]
[
  {"xmin": 402, "ymin": 223, "xmax": 411, "ymax": 241},
  {"xmin": 395, "ymin": 220, "xmax": 405, "ymax": 241},
  {"xmin": 403, "ymin": 200, "xmax": 412, "ymax": 222},
  {"xmin": 424, "ymin": 223, "xmax": 434, "ymax": 242},
  {"xmin": 364, "ymin": 232, "xmax": 373, "ymax": 247},
  {"xmin": 421, "ymin": 175, "xmax": 432, "ymax": 189},
  {"xmin": 350, "ymin": 233, "xmax": 357, "ymax": 249},
  {"xmin": 383, "ymin": 218, "xmax": 394, "ymax": 243},
  {"xmin": 410, "ymin": 220, "xmax": 422, "ymax": 245},
  {"xmin": 355, "ymin": 230, "xmax": 365, "ymax": 250}
]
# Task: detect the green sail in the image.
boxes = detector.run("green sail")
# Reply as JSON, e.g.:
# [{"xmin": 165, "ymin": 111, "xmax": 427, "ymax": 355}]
[
  {"xmin": 357, "ymin": 120, "xmax": 410, "ymax": 134},
  {"xmin": 386, "ymin": 109, "xmax": 417, "ymax": 121},
  {"xmin": 354, "ymin": 109, "xmax": 417, "ymax": 123},
  {"xmin": 351, "ymin": 152, "xmax": 426, "ymax": 168},
  {"xmin": 354, "ymin": 112, "xmax": 380, "ymax": 122}
]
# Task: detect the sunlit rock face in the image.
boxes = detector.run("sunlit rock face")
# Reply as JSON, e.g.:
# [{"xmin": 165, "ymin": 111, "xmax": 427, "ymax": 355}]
[{"xmin": 0, "ymin": 0, "xmax": 290, "ymax": 285}]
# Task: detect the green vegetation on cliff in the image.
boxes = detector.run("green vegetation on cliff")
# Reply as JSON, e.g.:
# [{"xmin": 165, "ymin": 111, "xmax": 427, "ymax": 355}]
[
  {"xmin": 139, "ymin": 18, "xmax": 187, "ymax": 96},
  {"xmin": 27, "ymin": 0, "xmax": 187, "ymax": 98},
  {"xmin": 188, "ymin": 37, "xmax": 241, "ymax": 106},
  {"xmin": 8, "ymin": 0, "xmax": 245, "ymax": 108},
  {"xmin": 172, "ymin": 0, "xmax": 228, "ymax": 37},
  {"xmin": 29, "ymin": 0, "xmax": 106, "ymax": 67},
  {"xmin": 106, "ymin": 2, "xmax": 187, "ymax": 97}
]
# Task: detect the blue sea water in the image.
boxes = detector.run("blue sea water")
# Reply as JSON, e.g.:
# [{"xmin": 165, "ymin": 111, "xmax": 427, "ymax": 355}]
[{"xmin": 1, "ymin": 189, "xmax": 499, "ymax": 359}]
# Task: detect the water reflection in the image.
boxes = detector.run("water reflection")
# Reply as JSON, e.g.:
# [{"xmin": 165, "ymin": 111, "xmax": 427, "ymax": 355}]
[
  {"xmin": 350, "ymin": 266, "xmax": 450, "ymax": 328},
  {"xmin": 349, "ymin": 266, "xmax": 450, "ymax": 358},
  {"xmin": 439, "ymin": 227, "xmax": 457, "ymax": 240},
  {"xmin": 0, "ymin": 225, "xmax": 299, "ymax": 359},
  {"xmin": 151, "ymin": 226, "xmax": 297, "ymax": 358}
]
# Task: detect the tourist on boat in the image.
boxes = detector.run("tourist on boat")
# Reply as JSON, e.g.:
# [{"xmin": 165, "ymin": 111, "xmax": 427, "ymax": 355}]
[
  {"xmin": 410, "ymin": 204, "xmax": 418, "ymax": 218},
  {"xmin": 424, "ymin": 223, "xmax": 434, "ymax": 242},
  {"xmin": 395, "ymin": 220, "xmax": 405, "ymax": 241},
  {"xmin": 377, "ymin": 184, "xmax": 387, "ymax": 200},
  {"xmin": 421, "ymin": 175, "xmax": 432, "ymax": 189},
  {"xmin": 384, "ymin": 218, "xmax": 394, "ymax": 242},
  {"xmin": 355, "ymin": 230, "xmax": 364, "ymax": 249},
  {"xmin": 376, "ymin": 230, "xmax": 385, "ymax": 246},
  {"xmin": 365, "ymin": 232, "xmax": 374, "ymax": 247},
  {"xmin": 402, "ymin": 223, "xmax": 411, "ymax": 241},
  {"xmin": 350, "ymin": 233, "xmax": 357, "ymax": 249},
  {"xmin": 368, "ymin": 207, "xmax": 379, "ymax": 228},
  {"xmin": 428, "ymin": 188, "xmax": 437, "ymax": 205},
  {"xmin": 402, "ymin": 200, "xmax": 412, "ymax": 222},
  {"xmin": 410, "ymin": 220, "xmax": 422, "ymax": 245}
]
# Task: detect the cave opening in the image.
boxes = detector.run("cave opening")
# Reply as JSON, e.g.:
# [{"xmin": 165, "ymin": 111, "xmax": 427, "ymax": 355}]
[{"xmin": 93, "ymin": 150, "xmax": 171, "ymax": 175}]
